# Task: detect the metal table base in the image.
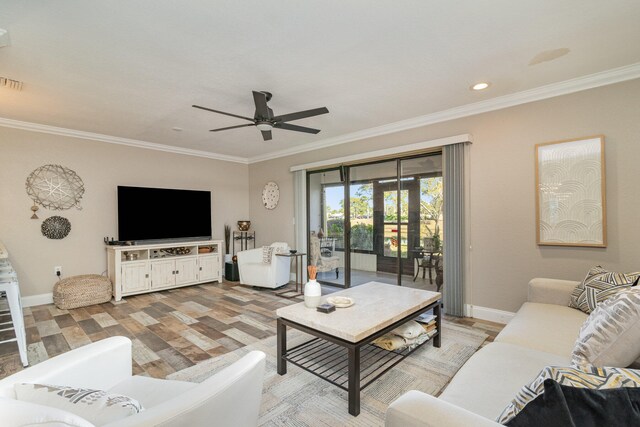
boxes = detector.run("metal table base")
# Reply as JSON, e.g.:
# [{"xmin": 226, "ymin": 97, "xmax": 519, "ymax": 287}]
[{"xmin": 277, "ymin": 299, "xmax": 441, "ymax": 416}]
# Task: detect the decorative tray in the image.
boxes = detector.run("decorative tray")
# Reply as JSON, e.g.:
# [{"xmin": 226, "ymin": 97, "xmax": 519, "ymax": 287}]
[{"xmin": 326, "ymin": 296, "xmax": 354, "ymax": 308}]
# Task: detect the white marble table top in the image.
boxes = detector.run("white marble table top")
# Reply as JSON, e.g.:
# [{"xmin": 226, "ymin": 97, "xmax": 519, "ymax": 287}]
[{"xmin": 276, "ymin": 281, "xmax": 441, "ymax": 343}]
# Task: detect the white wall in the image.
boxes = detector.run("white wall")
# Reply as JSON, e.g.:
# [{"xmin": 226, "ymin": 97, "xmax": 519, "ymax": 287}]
[{"xmin": 0, "ymin": 127, "xmax": 249, "ymax": 298}]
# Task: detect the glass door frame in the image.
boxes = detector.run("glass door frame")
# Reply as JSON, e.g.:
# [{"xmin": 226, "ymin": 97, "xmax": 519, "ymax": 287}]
[{"xmin": 306, "ymin": 151, "xmax": 441, "ymax": 289}]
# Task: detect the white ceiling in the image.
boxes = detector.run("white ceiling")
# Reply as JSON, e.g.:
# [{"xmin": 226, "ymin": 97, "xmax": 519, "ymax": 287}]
[{"xmin": 1, "ymin": 1, "xmax": 640, "ymax": 161}]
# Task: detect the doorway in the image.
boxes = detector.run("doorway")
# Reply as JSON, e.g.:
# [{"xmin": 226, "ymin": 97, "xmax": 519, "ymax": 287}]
[{"xmin": 306, "ymin": 152, "xmax": 442, "ymax": 289}]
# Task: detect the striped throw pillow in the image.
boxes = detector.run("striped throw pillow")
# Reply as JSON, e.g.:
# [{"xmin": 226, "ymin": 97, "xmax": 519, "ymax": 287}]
[
  {"xmin": 497, "ymin": 366, "xmax": 640, "ymax": 425},
  {"xmin": 262, "ymin": 246, "xmax": 275, "ymax": 263},
  {"xmin": 569, "ymin": 266, "xmax": 640, "ymax": 314},
  {"xmin": 572, "ymin": 288, "xmax": 640, "ymax": 368}
]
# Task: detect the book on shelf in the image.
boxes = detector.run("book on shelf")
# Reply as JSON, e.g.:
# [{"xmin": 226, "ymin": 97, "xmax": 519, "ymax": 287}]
[{"xmin": 416, "ymin": 313, "xmax": 436, "ymax": 324}]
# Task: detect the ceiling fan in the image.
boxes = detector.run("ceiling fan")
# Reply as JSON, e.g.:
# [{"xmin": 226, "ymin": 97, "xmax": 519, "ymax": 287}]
[{"xmin": 193, "ymin": 91, "xmax": 329, "ymax": 141}]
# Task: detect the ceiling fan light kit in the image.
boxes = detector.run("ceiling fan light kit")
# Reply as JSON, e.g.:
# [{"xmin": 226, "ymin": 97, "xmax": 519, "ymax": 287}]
[{"xmin": 193, "ymin": 90, "xmax": 329, "ymax": 141}]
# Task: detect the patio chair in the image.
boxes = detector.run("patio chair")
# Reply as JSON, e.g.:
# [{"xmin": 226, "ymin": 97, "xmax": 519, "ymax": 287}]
[{"xmin": 309, "ymin": 235, "xmax": 340, "ymax": 279}]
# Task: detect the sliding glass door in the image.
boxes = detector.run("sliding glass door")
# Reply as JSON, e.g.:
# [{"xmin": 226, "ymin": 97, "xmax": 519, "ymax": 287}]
[{"xmin": 306, "ymin": 153, "xmax": 442, "ymax": 289}]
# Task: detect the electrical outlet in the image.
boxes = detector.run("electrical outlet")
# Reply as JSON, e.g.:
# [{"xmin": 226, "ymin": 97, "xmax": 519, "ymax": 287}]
[{"xmin": 54, "ymin": 266, "xmax": 62, "ymax": 276}]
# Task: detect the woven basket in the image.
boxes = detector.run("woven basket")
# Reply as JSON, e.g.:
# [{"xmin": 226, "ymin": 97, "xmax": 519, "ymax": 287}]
[{"xmin": 53, "ymin": 274, "xmax": 112, "ymax": 309}]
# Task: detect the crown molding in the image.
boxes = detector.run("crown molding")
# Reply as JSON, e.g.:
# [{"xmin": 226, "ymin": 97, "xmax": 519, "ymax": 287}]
[
  {"xmin": 2, "ymin": 63, "xmax": 639, "ymax": 165},
  {"xmin": 248, "ymin": 62, "xmax": 640, "ymax": 164},
  {"xmin": 0, "ymin": 117, "xmax": 249, "ymax": 164}
]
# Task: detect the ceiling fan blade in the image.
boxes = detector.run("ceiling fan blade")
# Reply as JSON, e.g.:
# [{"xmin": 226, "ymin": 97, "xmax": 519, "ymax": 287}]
[
  {"xmin": 209, "ymin": 123, "xmax": 255, "ymax": 132},
  {"xmin": 192, "ymin": 105, "xmax": 254, "ymax": 122},
  {"xmin": 261, "ymin": 130, "xmax": 272, "ymax": 141},
  {"xmin": 272, "ymin": 107, "xmax": 329, "ymax": 123},
  {"xmin": 252, "ymin": 91, "xmax": 272, "ymax": 119},
  {"xmin": 274, "ymin": 122, "xmax": 321, "ymax": 134}
]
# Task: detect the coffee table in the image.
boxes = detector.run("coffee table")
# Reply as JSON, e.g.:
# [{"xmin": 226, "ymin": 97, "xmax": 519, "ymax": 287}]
[{"xmin": 276, "ymin": 282, "xmax": 442, "ymax": 416}]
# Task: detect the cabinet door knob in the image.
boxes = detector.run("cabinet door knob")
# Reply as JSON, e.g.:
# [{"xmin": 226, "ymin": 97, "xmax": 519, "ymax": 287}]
[
  {"xmin": 145, "ymin": 274, "xmax": 149, "ymax": 278},
  {"xmin": 199, "ymin": 267, "xmax": 202, "ymax": 271},
  {"xmin": 176, "ymin": 270, "xmax": 179, "ymax": 274}
]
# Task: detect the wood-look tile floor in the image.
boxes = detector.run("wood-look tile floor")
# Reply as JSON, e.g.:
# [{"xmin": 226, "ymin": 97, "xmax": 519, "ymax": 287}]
[{"xmin": 0, "ymin": 280, "xmax": 503, "ymax": 380}]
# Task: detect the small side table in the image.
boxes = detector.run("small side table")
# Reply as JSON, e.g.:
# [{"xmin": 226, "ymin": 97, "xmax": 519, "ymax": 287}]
[{"xmin": 275, "ymin": 253, "xmax": 306, "ymax": 298}]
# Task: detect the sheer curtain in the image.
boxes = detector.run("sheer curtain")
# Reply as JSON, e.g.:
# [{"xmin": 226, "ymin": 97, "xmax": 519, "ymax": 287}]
[
  {"xmin": 293, "ymin": 170, "xmax": 308, "ymax": 283},
  {"xmin": 442, "ymin": 143, "xmax": 468, "ymax": 317}
]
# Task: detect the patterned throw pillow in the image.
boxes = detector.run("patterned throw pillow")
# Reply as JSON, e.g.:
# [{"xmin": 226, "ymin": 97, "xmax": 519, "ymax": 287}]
[
  {"xmin": 262, "ymin": 246, "xmax": 275, "ymax": 263},
  {"xmin": 569, "ymin": 266, "xmax": 640, "ymax": 314},
  {"xmin": 496, "ymin": 366, "xmax": 640, "ymax": 425},
  {"xmin": 15, "ymin": 383, "xmax": 144, "ymax": 426},
  {"xmin": 572, "ymin": 288, "xmax": 640, "ymax": 368}
]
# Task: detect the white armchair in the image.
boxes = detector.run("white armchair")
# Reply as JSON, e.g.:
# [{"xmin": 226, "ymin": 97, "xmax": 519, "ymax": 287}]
[
  {"xmin": 0, "ymin": 336, "xmax": 266, "ymax": 427},
  {"xmin": 237, "ymin": 242, "xmax": 290, "ymax": 289}
]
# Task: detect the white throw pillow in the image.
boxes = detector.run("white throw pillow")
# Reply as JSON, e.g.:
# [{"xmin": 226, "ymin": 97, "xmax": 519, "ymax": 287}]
[
  {"xmin": 15, "ymin": 383, "xmax": 144, "ymax": 427},
  {"xmin": 572, "ymin": 288, "xmax": 640, "ymax": 368},
  {"xmin": 0, "ymin": 397, "xmax": 94, "ymax": 427},
  {"xmin": 391, "ymin": 321, "xmax": 425, "ymax": 339}
]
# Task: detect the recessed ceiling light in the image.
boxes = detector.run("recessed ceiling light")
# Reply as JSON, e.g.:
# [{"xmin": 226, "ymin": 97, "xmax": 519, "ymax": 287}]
[
  {"xmin": 172, "ymin": 127, "xmax": 183, "ymax": 131},
  {"xmin": 471, "ymin": 82, "xmax": 490, "ymax": 91}
]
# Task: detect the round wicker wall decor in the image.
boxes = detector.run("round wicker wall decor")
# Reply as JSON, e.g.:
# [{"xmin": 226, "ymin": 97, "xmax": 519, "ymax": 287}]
[
  {"xmin": 26, "ymin": 164, "xmax": 85, "ymax": 211},
  {"xmin": 41, "ymin": 216, "xmax": 72, "ymax": 239}
]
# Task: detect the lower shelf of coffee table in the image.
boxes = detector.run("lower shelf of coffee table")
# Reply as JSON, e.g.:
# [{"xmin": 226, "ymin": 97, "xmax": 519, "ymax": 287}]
[{"xmin": 283, "ymin": 333, "xmax": 437, "ymax": 391}]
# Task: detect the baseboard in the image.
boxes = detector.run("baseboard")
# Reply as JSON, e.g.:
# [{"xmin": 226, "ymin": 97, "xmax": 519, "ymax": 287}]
[
  {"xmin": 22, "ymin": 292, "xmax": 53, "ymax": 308},
  {"xmin": 465, "ymin": 304, "xmax": 515, "ymax": 324}
]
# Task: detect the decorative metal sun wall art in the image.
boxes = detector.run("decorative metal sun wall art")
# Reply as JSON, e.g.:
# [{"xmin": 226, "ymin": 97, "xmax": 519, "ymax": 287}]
[
  {"xmin": 26, "ymin": 164, "xmax": 85, "ymax": 212},
  {"xmin": 41, "ymin": 216, "xmax": 72, "ymax": 239}
]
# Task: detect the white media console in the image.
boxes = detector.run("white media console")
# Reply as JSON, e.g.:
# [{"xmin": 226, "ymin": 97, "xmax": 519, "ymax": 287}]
[{"xmin": 107, "ymin": 240, "xmax": 223, "ymax": 301}]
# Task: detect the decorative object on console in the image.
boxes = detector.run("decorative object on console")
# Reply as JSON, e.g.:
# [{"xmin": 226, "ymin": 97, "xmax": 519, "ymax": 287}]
[
  {"xmin": 304, "ymin": 265, "xmax": 321, "ymax": 308},
  {"xmin": 262, "ymin": 181, "xmax": 279, "ymax": 210},
  {"xmin": 41, "ymin": 216, "xmax": 71, "ymax": 239},
  {"xmin": 160, "ymin": 247, "xmax": 191, "ymax": 256},
  {"xmin": 569, "ymin": 265, "xmax": 640, "ymax": 314},
  {"xmin": 237, "ymin": 220, "xmax": 251, "ymax": 231},
  {"xmin": 289, "ymin": 249, "xmax": 297, "ymax": 254},
  {"xmin": 535, "ymin": 136, "xmax": 606, "ymax": 247},
  {"xmin": 26, "ymin": 164, "xmax": 85, "ymax": 212}
]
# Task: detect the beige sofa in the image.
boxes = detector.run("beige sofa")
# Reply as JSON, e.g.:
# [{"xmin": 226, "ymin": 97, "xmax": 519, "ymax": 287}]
[{"xmin": 386, "ymin": 277, "xmax": 587, "ymax": 427}]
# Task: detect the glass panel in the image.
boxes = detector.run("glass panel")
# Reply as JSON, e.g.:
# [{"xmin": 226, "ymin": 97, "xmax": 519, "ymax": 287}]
[
  {"xmin": 383, "ymin": 224, "xmax": 408, "ymax": 258},
  {"xmin": 349, "ymin": 160, "xmax": 399, "ymax": 287},
  {"xmin": 307, "ymin": 169, "xmax": 344, "ymax": 287},
  {"xmin": 349, "ymin": 183, "xmax": 373, "ymax": 251},
  {"xmin": 400, "ymin": 154, "xmax": 443, "ymax": 289}
]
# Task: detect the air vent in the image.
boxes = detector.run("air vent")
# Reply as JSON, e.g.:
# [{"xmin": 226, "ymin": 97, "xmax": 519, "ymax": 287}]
[{"xmin": 0, "ymin": 77, "xmax": 23, "ymax": 91}]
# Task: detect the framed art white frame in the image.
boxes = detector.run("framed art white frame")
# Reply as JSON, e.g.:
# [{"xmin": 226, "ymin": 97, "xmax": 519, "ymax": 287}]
[{"xmin": 535, "ymin": 135, "xmax": 607, "ymax": 247}]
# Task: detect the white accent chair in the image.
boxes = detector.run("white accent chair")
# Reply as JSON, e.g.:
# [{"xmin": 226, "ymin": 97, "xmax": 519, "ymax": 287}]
[
  {"xmin": 237, "ymin": 242, "xmax": 290, "ymax": 289},
  {"xmin": 0, "ymin": 336, "xmax": 266, "ymax": 427}
]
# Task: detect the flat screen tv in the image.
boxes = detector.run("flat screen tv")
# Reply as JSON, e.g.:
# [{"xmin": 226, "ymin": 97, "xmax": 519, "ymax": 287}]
[{"xmin": 117, "ymin": 186, "xmax": 212, "ymax": 243}]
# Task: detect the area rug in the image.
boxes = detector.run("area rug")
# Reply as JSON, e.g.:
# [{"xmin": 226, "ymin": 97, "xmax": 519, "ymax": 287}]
[{"xmin": 168, "ymin": 322, "xmax": 487, "ymax": 426}]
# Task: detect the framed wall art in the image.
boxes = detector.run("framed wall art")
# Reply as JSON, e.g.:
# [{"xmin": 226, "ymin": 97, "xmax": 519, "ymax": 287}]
[{"xmin": 535, "ymin": 135, "xmax": 606, "ymax": 247}]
